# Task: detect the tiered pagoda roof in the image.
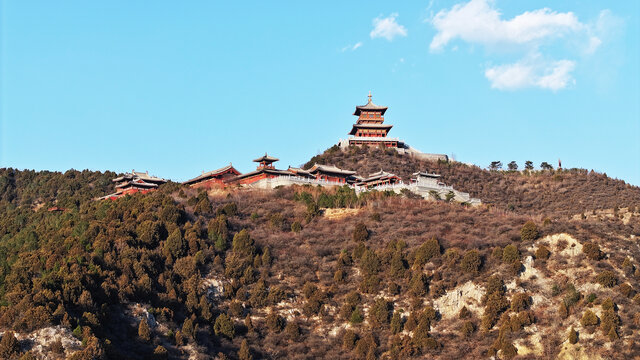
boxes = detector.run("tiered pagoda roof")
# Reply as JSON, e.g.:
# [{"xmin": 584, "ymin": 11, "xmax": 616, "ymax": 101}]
[
  {"xmin": 348, "ymin": 123, "xmax": 393, "ymax": 135},
  {"xmin": 353, "ymin": 96, "xmax": 388, "ymax": 116},
  {"xmin": 112, "ymin": 171, "xmax": 167, "ymax": 185},
  {"xmin": 115, "ymin": 180, "xmax": 159, "ymax": 190}
]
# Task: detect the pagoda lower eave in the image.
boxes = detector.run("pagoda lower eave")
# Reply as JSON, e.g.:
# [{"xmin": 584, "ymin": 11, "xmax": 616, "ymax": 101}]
[{"xmin": 347, "ymin": 136, "xmax": 403, "ymax": 148}]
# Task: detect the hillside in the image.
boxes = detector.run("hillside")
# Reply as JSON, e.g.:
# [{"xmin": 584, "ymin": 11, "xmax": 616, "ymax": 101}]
[
  {"xmin": 305, "ymin": 146, "xmax": 640, "ymax": 218},
  {"xmin": 0, "ymin": 166, "xmax": 639, "ymax": 359}
]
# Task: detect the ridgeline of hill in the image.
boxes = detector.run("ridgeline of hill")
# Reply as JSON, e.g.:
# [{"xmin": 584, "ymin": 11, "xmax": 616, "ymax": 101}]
[
  {"xmin": 0, "ymin": 150, "xmax": 639, "ymax": 359},
  {"xmin": 306, "ymin": 146, "xmax": 640, "ymax": 218}
]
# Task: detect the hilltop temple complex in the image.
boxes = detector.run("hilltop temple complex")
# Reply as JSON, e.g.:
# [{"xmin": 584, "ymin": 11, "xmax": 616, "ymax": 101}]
[
  {"xmin": 99, "ymin": 171, "xmax": 167, "ymax": 200},
  {"xmin": 100, "ymin": 94, "xmax": 480, "ymax": 205},
  {"xmin": 339, "ymin": 93, "xmax": 449, "ymax": 162}
]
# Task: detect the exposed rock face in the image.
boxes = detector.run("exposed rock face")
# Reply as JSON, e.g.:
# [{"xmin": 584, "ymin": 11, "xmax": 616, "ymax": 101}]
[
  {"xmin": 514, "ymin": 329, "xmax": 544, "ymax": 357},
  {"xmin": 544, "ymin": 233, "xmax": 584, "ymax": 257},
  {"xmin": 202, "ymin": 276, "xmax": 225, "ymax": 300},
  {"xmin": 130, "ymin": 303, "xmax": 157, "ymax": 328},
  {"xmin": 2, "ymin": 326, "xmax": 82, "ymax": 358},
  {"xmin": 557, "ymin": 343, "xmax": 604, "ymax": 360},
  {"xmin": 433, "ymin": 281, "xmax": 485, "ymax": 320}
]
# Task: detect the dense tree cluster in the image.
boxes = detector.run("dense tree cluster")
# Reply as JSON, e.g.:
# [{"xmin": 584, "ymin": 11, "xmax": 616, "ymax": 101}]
[{"xmin": 1, "ymin": 164, "xmax": 639, "ymax": 359}]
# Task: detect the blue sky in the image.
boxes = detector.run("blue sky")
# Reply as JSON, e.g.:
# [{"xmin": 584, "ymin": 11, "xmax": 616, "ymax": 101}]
[{"xmin": 1, "ymin": 1, "xmax": 639, "ymax": 185}]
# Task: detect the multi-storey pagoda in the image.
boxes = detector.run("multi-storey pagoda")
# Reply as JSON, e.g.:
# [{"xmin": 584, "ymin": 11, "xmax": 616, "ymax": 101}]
[{"xmin": 348, "ymin": 92, "xmax": 402, "ymax": 148}]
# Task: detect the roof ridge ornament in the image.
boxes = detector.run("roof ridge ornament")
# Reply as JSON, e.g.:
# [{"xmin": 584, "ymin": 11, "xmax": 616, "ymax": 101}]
[{"xmin": 368, "ymin": 91, "xmax": 372, "ymax": 103}]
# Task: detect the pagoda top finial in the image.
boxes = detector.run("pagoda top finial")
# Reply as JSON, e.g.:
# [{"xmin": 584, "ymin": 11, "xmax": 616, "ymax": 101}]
[{"xmin": 354, "ymin": 92, "xmax": 388, "ymax": 116}]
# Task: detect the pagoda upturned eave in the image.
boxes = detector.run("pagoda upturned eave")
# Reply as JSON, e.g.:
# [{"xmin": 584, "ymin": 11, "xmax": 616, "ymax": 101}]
[
  {"xmin": 253, "ymin": 154, "xmax": 279, "ymax": 163},
  {"xmin": 348, "ymin": 124, "xmax": 393, "ymax": 135},
  {"xmin": 353, "ymin": 102, "xmax": 388, "ymax": 116}
]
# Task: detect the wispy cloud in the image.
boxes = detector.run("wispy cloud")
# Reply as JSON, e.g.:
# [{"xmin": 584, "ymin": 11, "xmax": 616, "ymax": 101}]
[
  {"xmin": 430, "ymin": 0, "xmax": 587, "ymax": 51},
  {"xmin": 485, "ymin": 55, "xmax": 575, "ymax": 91},
  {"xmin": 341, "ymin": 42, "xmax": 363, "ymax": 52},
  {"xmin": 428, "ymin": 0, "xmax": 611, "ymax": 91},
  {"xmin": 370, "ymin": 13, "xmax": 407, "ymax": 41}
]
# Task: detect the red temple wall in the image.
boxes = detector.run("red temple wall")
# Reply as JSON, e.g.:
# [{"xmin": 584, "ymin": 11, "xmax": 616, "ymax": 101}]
[
  {"xmin": 190, "ymin": 177, "xmax": 225, "ymax": 190},
  {"xmin": 315, "ymin": 175, "xmax": 348, "ymax": 183},
  {"xmin": 236, "ymin": 172, "xmax": 278, "ymax": 185}
]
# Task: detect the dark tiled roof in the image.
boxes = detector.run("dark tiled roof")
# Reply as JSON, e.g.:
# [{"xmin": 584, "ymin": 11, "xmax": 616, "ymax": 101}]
[
  {"xmin": 306, "ymin": 164, "xmax": 357, "ymax": 176},
  {"xmin": 287, "ymin": 167, "xmax": 315, "ymax": 178},
  {"xmin": 349, "ymin": 123, "xmax": 393, "ymax": 135},
  {"xmin": 412, "ymin": 171, "xmax": 441, "ymax": 178},
  {"xmin": 356, "ymin": 170, "xmax": 401, "ymax": 185},
  {"xmin": 351, "ymin": 124, "xmax": 392, "ymax": 129},
  {"xmin": 253, "ymin": 153, "xmax": 279, "ymax": 163},
  {"xmin": 113, "ymin": 171, "xmax": 167, "ymax": 183},
  {"xmin": 183, "ymin": 164, "xmax": 239, "ymax": 185},
  {"xmin": 354, "ymin": 97, "xmax": 388, "ymax": 116},
  {"xmin": 115, "ymin": 180, "xmax": 159, "ymax": 189}
]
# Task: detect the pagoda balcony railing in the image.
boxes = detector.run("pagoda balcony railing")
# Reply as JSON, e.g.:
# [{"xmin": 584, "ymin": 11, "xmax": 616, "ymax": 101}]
[
  {"xmin": 347, "ymin": 136, "xmax": 400, "ymax": 141},
  {"xmin": 355, "ymin": 182, "xmax": 455, "ymax": 194},
  {"xmin": 253, "ymin": 175, "xmax": 353, "ymax": 188},
  {"xmin": 355, "ymin": 182, "xmax": 405, "ymax": 193}
]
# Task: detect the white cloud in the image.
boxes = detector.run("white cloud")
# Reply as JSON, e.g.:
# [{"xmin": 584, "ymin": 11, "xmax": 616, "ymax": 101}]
[
  {"xmin": 341, "ymin": 42, "xmax": 363, "ymax": 52},
  {"xmin": 428, "ymin": 0, "xmax": 608, "ymax": 91},
  {"xmin": 370, "ymin": 13, "xmax": 408, "ymax": 41},
  {"xmin": 430, "ymin": 0, "xmax": 586, "ymax": 51},
  {"xmin": 485, "ymin": 56, "xmax": 575, "ymax": 91}
]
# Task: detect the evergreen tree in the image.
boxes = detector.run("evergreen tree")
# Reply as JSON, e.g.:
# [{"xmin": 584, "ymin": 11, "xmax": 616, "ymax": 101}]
[
  {"xmin": 520, "ymin": 221, "xmax": 539, "ymax": 242},
  {"xmin": 353, "ymin": 223, "xmax": 369, "ymax": 242},
  {"xmin": 164, "ymin": 228, "xmax": 185, "ymax": 259},
  {"xmin": 524, "ymin": 161, "xmax": 534, "ymax": 170},
  {"xmin": 489, "ymin": 161, "xmax": 502, "ymax": 170},
  {"xmin": 214, "ymin": 314, "xmax": 235, "ymax": 339},
  {"xmin": 0, "ymin": 331, "xmax": 20, "ymax": 359},
  {"xmin": 390, "ymin": 311, "xmax": 403, "ymax": 334},
  {"xmin": 138, "ymin": 318, "xmax": 151, "ymax": 342},
  {"xmin": 568, "ymin": 327, "xmax": 578, "ymax": 344},
  {"xmin": 238, "ymin": 339, "xmax": 252, "ymax": 360},
  {"xmin": 460, "ymin": 249, "xmax": 481, "ymax": 274},
  {"xmin": 284, "ymin": 321, "xmax": 301, "ymax": 341},
  {"xmin": 369, "ymin": 297, "xmax": 391, "ymax": 327}
]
